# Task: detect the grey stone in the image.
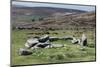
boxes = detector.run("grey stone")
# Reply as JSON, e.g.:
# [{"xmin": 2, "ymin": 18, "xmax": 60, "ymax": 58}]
[
  {"xmin": 33, "ymin": 43, "xmax": 51, "ymax": 48},
  {"xmin": 71, "ymin": 34, "xmax": 87, "ymax": 46},
  {"xmin": 71, "ymin": 36, "xmax": 82, "ymax": 45},
  {"xmin": 80, "ymin": 34, "xmax": 87, "ymax": 46},
  {"xmin": 71, "ymin": 37, "xmax": 78, "ymax": 44},
  {"xmin": 24, "ymin": 35, "xmax": 84, "ymax": 50},
  {"xmin": 38, "ymin": 35, "xmax": 49, "ymax": 42},
  {"xmin": 49, "ymin": 36, "xmax": 73, "ymax": 42},
  {"xmin": 51, "ymin": 44, "xmax": 64, "ymax": 48},
  {"xmin": 77, "ymin": 39, "xmax": 81, "ymax": 44},
  {"xmin": 38, "ymin": 43, "xmax": 51, "ymax": 48},
  {"xmin": 49, "ymin": 37, "xmax": 60, "ymax": 41},
  {"xmin": 25, "ymin": 38, "xmax": 39, "ymax": 49},
  {"xmin": 60, "ymin": 36, "xmax": 73, "ymax": 40},
  {"xmin": 18, "ymin": 48, "xmax": 32, "ymax": 55},
  {"xmin": 32, "ymin": 43, "xmax": 64, "ymax": 49}
]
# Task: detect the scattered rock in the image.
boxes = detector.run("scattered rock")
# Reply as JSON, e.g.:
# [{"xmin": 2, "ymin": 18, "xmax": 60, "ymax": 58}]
[
  {"xmin": 24, "ymin": 34, "xmax": 87, "ymax": 49},
  {"xmin": 18, "ymin": 48, "xmax": 32, "ymax": 55},
  {"xmin": 18, "ymin": 34, "xmax": 88, "ymax": 56},
  {"xmin": 38, "ymin": 35, "xmax": 49, "ymax": 42},
  {"xmin": 25, "ymin": 38, "xmax": 39, "ymax": 49},
  {"xmin": 71, "ymin": 37, "xmax": 78, "ymax": 44},
  {"xmin": 49, "ymin": 37, "xmax": 60, "ymax": 41},
  {"xmin": 80, "ymin": 33, "xmax": 87, "ymax": 46},
  {"xmin": 77, "ymin": 39, "xmax": 81, "ymax": 44},
  {"xmin": 60, "ymin": 36, "xmax": 73, "ymax": 40},
  {"xmin": 36, "ymin": 43, "xmax": 51, "ymax": 48},
  {"xmin": 49, "ymin": 36, "xmax": 73, "ymax": 42},
  {"xmin": 51, "ymin": 44, "xmax": 64, "ymax": 48}
]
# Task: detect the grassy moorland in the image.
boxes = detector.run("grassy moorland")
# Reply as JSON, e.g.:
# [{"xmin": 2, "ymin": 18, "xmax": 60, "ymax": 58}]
[
  {"xmin": 11, "ymin": 6, "xmax": 96, "ymax": 66},
  {"xmin": 12, "ymin": 29, "xmax": 96, "ymax": 66}
]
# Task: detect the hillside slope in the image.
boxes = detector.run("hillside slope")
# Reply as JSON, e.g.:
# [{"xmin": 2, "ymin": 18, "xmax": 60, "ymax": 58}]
[
  {"xmin": 32, "ymin": 12, "xmax": 96, "ymax": 30},
  {"xmin": 12, "ymin": 6, "xmax": 86, "ymax": 17}
]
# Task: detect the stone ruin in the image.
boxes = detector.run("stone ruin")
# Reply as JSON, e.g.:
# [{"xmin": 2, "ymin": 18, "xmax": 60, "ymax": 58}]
[{"xmin": 18, "ymin": 34, "xmax": 87, "ymax": 55}]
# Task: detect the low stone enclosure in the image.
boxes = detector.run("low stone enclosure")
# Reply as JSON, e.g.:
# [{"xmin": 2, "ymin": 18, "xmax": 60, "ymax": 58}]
[{"xmin": 18, "ymin": 34, "xmax": 87, "ymax": 55}]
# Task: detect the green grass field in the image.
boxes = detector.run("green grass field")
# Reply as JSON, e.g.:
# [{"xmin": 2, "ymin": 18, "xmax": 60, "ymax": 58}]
[{"xmin": 11, "ymin": 29, "xmax": 96, "ymax": 66}]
